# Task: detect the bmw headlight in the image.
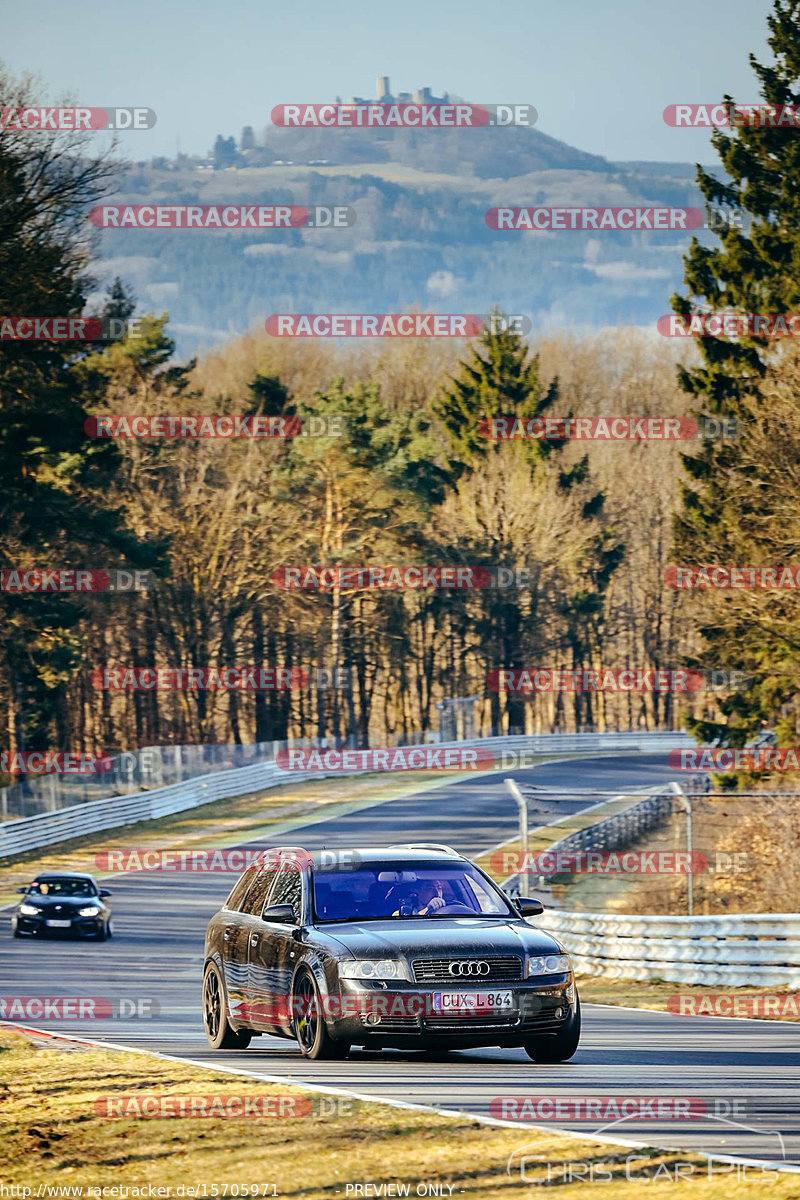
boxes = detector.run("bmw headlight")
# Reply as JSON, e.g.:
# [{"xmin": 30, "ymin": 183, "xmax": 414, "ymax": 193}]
[
  {"xmin": 526, "ymin": 953, "xmax": 571, "ymax": 977},
  {"xmin": 19, "ymin": 903, "xmax": 41, "ymax": 916},
  {"xmin": 78, "ymin": 905, "xmax": 102, "ymax": 917},
  {"xmin": 339, "ymin": 958, "xmax": 412, "ymax": 981}
]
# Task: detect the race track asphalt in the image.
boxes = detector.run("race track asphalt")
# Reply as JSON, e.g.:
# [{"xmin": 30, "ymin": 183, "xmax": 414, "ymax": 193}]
[{"xmin": 3, "ymin": 753, "xmax": 798, "ymax": 1170}]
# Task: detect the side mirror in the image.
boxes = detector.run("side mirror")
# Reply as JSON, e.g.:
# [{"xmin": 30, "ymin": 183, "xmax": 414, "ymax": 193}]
[
  {"xmin": 517, "ymin": 897, "xmax": 544, "ymax": 917},
  {"xmin": 99, "ymin": 889, "xmax": 111, "ymax": 898},
  {"xmin": 263, "ymin": 903, "xmax": 297, "ymax": 924},
  {"xmin": 16, "ymin": 887, "xmax": 29, "ymax": 895}
]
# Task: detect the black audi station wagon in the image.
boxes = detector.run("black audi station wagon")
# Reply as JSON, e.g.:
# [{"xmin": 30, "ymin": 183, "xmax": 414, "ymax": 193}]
[{"xmin": 202, "ymin": 843, "xmax": 580, "ymax": 1061}]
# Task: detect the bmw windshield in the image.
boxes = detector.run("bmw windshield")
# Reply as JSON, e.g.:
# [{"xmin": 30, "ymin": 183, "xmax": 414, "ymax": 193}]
[
  {"xmin": 27, "ymin": 877, "xmax": 97, "ymax": 897},
  {"xmin": 312, "ymin": 862, "xmax": 515, "ymax": 922}
]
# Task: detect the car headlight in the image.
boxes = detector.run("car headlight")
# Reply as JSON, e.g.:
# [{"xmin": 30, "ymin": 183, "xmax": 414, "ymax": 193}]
[
  {"xmin": 339, "ymin": 958, "xmax": 412, "ymax": 981},
  {"xmin": 19, "ymin": 903, "xmax": 41, "ymax": 916},
  {"xmin": 526, "ymin": 953, "xmax": 571, "ymax": 977},
  {"xmin": 78, "ymin": 905, "xmax": 102, "ymax": 917}
]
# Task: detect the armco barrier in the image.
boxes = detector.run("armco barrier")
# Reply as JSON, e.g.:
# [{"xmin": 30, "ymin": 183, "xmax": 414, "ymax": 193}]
[
  {"xmin": 0, "ymin": 760, "xmax": 300, "ymax": 859},
  {"xmin": 536, "ymin": 783, "xmax": 683, "ymax": 880},
  {"xmin": 0, "ymin": 731, "xmax": 693, "ymax": 859},
  {"xmin": 536, "ymin": 909, "xmax": 800, "ymax": 987}
]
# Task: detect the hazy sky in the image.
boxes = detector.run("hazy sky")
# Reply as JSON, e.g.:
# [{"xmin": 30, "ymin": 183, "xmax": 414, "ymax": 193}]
[{"xmin": 3, "ymin": 0, "xmax": 774, "ymax": 163}]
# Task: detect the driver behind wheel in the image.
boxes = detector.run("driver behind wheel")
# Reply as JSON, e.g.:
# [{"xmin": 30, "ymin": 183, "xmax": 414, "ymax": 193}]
[{"xmin": 393, "ymin": 878, "xmax": 447, "ymax": 916}]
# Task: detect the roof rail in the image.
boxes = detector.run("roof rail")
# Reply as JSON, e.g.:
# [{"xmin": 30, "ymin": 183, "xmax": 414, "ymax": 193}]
[{"xmin": 388, "ymin": 842, "xmax": 461, "ymax": 855}]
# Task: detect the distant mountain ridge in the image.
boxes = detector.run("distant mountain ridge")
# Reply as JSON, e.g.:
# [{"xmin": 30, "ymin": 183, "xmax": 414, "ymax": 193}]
[
  {"xmin": 260, "ymin": 122, "xmax": 611, "ymax": 179},
  {"xmin": 100, "ymin": 111, "xmax": 714, "ymax": 358}
]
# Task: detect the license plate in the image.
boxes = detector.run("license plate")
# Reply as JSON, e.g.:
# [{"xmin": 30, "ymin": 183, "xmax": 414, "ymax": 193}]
[
  {"xmin": 46, "ymin": 919, "xmax": 72, "ymax": 927},
  {"xmin": 432, "ymin": 990, "xmax": 513, "ymax": 1012}
]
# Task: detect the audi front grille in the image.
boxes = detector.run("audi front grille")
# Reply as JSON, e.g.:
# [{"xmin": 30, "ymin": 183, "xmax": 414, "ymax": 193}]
[{"xmin": 412, "ymin": 956, "xmax": 523, "ymax": 984}]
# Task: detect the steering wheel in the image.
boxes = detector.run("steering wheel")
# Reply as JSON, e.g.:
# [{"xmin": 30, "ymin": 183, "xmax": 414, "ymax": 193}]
[{"xmin": 433, "ymin": 902, "xmax": 474, "ymax": 915}]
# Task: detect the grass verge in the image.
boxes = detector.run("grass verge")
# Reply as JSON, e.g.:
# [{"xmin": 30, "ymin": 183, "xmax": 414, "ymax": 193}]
[
  {"xmin": 0, "ymin": 1027, "xmax": 790, "ymax": 1196},
  {"xmin": 576, "ymin": 975, "xmax": 800, "ymax": 1021}
]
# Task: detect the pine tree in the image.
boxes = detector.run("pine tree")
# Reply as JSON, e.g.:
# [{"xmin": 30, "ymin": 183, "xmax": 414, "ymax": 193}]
[
  {"xmin": 433, "ymin": 321, "xmax": 621, "ymax": 733},
  {"xmin": 433, "ymin": 320, "xmax": 559, "ymax": 474},
  {"xmin": 671, "ymin": 0, "xmax": 800, "ymax": 747},
  {"xmin": 0, "ymin": 69, "xmax": 161, "ymax": 756}
]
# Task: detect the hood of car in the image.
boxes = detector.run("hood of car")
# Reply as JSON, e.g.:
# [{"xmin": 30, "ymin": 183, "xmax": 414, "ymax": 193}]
[{"xmin": 320, "ymin": 916, "xmax": 562, "ymax": 959}]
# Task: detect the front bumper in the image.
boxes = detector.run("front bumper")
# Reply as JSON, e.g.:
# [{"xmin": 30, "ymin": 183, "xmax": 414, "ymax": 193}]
[
  {"xmin": 332, "ymin": 977, "xmax": 574, "ymax": 1046},
  {"xmin": 15, "ymin": 913, "xmax": 105, "ymax": 937}
]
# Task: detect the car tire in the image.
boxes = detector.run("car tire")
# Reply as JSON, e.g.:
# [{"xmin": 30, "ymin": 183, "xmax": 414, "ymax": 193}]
[
  {"xmin": 292, "ymin": 968, "xmax": 350, "ymax": 1060},
  {"xmin": 524, "ymin": 994, "xmax": 581, "ymax": 1063},
  {"xmin": 97, "ymin": 923, "xmax": 109, "ymax": 941},
  {"xmin": 106, "ymin": 920, "xmax": 114, "ymax": 939},
  {"xmin": 202, "ymin": 962, "xmax": 252, "ymax": 1050}
]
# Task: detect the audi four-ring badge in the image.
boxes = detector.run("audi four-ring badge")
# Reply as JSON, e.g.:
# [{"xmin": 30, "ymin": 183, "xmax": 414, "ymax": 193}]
[{"xmin": 202, "ymin": 844, "xmax": 580, "ymax": 1061}]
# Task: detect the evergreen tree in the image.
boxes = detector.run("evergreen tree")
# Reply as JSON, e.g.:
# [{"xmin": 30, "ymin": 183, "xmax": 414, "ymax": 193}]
[
  {"xmin": 433, "ymin": 320, "xmax": 559, "ymax": 475},
  {"xmin": 433, "ymin": 322, "xmax": 621, "ymax": 732},
  {"xmin": 0, "ymin": 68, "xmax": 161, "ymax": 757},
  {"xmin": 671, "ymin": 0, "xmax": 800, "ymax": 748},
  {"xmin": 100, "ymin": 277, "xmax": 136, "ymax": 325}
]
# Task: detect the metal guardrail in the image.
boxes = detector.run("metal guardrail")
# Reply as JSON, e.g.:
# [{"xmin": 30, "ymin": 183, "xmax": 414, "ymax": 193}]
[
  {"xmin": 536, "ymin": 909, "xmax": 800, "ymax": 987},
  {"xmin": 0, "ymin": 729, "xmax": 693, "ymax": 822},
  {"xmin": 536, "ymin": 785, "xmax": 681, "ymax": 878},
  {"xmin": 504, "ymin": 778, "xmax": 800, "ymax": 985},
  {"xmin": 0, "ymin": 761, "xmax": 309, "ymax": 859},
  {"xmin": 0, "ymin": 730, "xmax": 694, "ymax": 859},
  {"xmin": 503, "ymin": 780, "xmax": 687, "ymax": 895}
]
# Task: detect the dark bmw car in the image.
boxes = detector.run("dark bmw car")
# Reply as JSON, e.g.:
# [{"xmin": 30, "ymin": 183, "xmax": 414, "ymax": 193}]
[
  {"xmin": 202, "ymin": 843, "xmax": 580, "ymax": 1061},
  {"xmin": 12, "ymin": 872, "xmax": 113, "ymax": 940}
]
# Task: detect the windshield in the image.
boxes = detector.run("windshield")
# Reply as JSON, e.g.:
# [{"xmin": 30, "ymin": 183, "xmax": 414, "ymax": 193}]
[
  {"xmin": 27, "ymin": 878, "xmax": 97, "ymax": 897},
  {"xmin": 312, "ymin": 862, "xmax": 514, "ymax": 922}
]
